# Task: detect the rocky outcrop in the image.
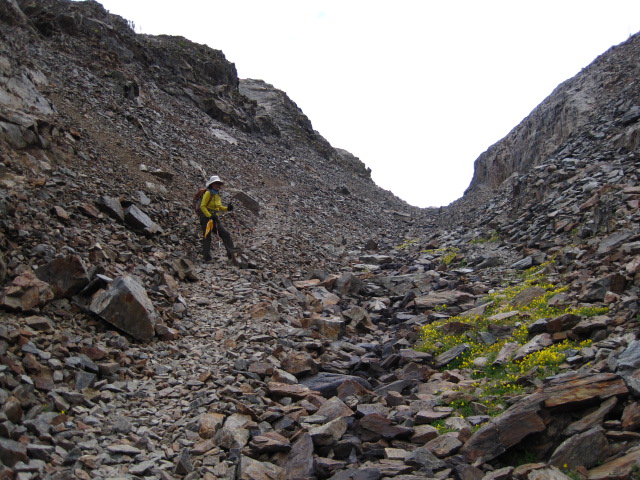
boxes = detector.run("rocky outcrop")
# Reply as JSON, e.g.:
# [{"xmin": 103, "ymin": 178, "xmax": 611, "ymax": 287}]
[
  {"xmin": 240, "ymin": 78, "xmax": 336, "ymax": 158},
  {"xmin": 465, "ymin": 33, "xmax": 640, "ymax": 203}
]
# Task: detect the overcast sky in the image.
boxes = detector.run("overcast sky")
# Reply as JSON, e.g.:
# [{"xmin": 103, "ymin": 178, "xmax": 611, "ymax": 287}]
[{"xmin": 95, "ymin": 0, "xmax": 640, "ymax": 207}]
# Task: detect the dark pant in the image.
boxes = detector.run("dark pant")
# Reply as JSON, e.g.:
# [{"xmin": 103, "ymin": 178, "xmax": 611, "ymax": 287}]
[{"xmin": 199, "ymin": 213, "xmax": 235, "ymax": 261}]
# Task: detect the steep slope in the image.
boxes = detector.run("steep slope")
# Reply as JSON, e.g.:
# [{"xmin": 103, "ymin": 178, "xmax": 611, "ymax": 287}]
[{"xmin": 0, "ymin": 0, "xmax": 421, "ymax": 275}]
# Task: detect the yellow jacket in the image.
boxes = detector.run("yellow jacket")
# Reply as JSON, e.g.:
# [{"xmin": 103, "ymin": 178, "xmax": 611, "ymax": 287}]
[{"xmin": 200, "ymin": 189, "xmax": 229, "ymax": 218}]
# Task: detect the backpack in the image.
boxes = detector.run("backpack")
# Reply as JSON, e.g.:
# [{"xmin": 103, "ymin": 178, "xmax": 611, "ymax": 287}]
[{"xmin": 192, "ymin": 187, "xmax": 207, "ymax": 215}]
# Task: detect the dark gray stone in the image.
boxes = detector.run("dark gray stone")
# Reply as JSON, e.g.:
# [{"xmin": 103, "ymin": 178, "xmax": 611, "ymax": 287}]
[
  {"xmin": 89, "ymin": 276, "xmax": 158, "ymax": 342},
  {"xmin": 124, "ymin": 204, "xmax": 163, "ymax": 236}
]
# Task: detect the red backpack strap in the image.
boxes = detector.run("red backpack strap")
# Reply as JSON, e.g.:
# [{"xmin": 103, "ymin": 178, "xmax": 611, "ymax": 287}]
[{"xmin": 193, "ymin": 188, "xmax": 207, "ymax": 213}]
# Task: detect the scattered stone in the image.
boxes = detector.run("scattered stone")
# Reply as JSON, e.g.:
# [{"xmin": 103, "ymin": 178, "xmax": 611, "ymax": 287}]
[
  {"xmin": 0, "ymin": 272, "xmax": 54, "ymax": 311},
  {"xmin": 1, "ymin": 3, "xmax": 639, "ymax": 480},
  {"xmin": 300, "ymin": 373, "xmax": 374, "ymax": 398},
  {"xmin": 415, "ymin": 290, "xmax": 474, "ymax": 309},
  {"xmin": 548, "ymin": 426, "xmax": 610, "ymax": 470},
  {"xmin": 239, "ymin": 455, "xmax": 284, "ymax": 480},
  {"xmin": 34, "ymin": 254, "xmax": 90, "ymax": 299},
  {"xmin": 124, "ymin": 204, "xmax": 163, "ymax": 236},
  {"xmin": 514, "ymin": 334, "xmax": 553, "ymax": 361},
  {"xmin": 89, "ymin": 275, "xmax": 158, "ymax": 341},
  {"xmin": 214, "ymin": 414, "xmax": 253, "ymax": 449},
  {"xmin": 564, "ymin": 396, "xmax": 617, "ymax": 435},
  {"xmin": 621, "ymin": 401, "xmax": 640, "ymax": 430},
  {"xmin": 308, "ymin": 417, "xmax": 349, "ymax": 446},
  {"xmin": 436, "ymin": 344, "xmax": 470, "ymax": 368},
  {"xmin": 95, "ymin": 195, "xmax": 125, "ymax": 222},
  {"xmin": 586, "ymin": 445, "xmax": 640, "ymax": 480}
]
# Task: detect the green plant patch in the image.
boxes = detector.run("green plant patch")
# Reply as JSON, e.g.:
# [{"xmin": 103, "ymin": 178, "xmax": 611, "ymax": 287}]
[
  {"xmin": 416, "ymin": 257, "xmax": 603, "ymax": 419},
  {"xmin": 395, "ymin": 238, "xmax": 419, "ymax": 250},
  {"xmin": 562, "ymin": 467, "xmax": 583, "ymax": 480},
  {"xmin": 449, "ymin": 399, "xmax": 475, "ymax": 418},
  {"xmin": 442, "ymin": 250, "xmax": 459, "ymax": 265},
  {"xmin": 469, "ymin": 231, "xmax": 501, "ymax": 244},
  {"xmin": 430, "ymin": 419, "xmax": 457, "ymax": 435}
]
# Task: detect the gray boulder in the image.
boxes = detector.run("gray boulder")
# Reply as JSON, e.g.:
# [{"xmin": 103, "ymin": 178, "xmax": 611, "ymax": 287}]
[
  {"xmin": 124, "ymin": 204, "xmax": 163, "ymax": 236},
  {"xmin": 89, "ymin": 276, "xmax": 157, "ymax": 341}
]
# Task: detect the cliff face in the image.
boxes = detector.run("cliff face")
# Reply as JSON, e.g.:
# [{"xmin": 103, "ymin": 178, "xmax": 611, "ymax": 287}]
[
  {"xmin": 1, "ymin": 1, "xmax": 640, "ymax": 479},
  {"xmin": 465, "ymin": 32, "xmax": 640, "ymax": 198}
]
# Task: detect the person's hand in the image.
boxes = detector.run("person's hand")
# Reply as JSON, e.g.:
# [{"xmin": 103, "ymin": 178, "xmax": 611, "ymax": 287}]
[{"xmin": 227, "ymin": 204, "xmax": 234, "ymax": 211}]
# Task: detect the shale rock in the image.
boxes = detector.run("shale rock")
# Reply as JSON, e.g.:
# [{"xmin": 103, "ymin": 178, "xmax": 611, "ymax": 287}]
[
  {"xmin": 0, "ymin": 1, "xmax": 639, "ymax": 479},
  {"xmin": 89, "ymin": 276, "xmax": 158, "ymax": 341}
]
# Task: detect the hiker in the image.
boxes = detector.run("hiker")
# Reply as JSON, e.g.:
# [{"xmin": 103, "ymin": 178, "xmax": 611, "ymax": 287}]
[{"xmin": 198, "ymin": 175, "xmax": 237, "ymax": 262}]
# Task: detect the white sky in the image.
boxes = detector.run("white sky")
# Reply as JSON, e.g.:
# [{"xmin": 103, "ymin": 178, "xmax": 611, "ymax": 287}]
[{"xmin": 94, "ymin": 1, "xmax": 640, "ymax": 207}]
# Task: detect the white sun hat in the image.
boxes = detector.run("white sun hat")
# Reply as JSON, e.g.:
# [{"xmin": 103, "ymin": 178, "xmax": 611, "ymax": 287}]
[{"xmin": 205, "ymin": 175, "xmax": 224, "ymax": 187}]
